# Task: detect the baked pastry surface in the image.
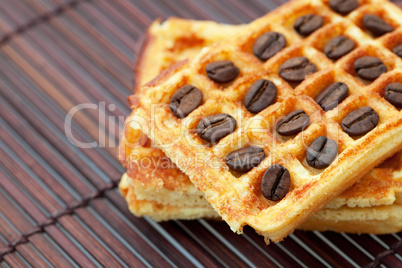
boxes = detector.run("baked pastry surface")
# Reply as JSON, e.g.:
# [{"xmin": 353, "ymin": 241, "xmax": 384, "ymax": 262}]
[{"xmin": 121, "ymin": 0, "xmax": 402, "ymax": 242}]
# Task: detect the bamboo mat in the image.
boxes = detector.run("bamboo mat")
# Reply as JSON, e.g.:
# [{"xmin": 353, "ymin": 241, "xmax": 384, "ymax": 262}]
[{"xmin": 0, "ymin": 0, "xmax": 401, "ymax": 267}]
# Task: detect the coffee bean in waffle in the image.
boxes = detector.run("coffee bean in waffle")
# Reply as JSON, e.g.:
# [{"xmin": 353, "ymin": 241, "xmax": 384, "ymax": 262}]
[{"xmin": 125, "ymin": 0, "xmax": 402, "ymax": 242}]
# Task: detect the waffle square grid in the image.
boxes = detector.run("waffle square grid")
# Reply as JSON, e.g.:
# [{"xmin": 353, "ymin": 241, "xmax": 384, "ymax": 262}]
[{"xmin": 128, "ymin": 0, "xmax": 402, "ymax": 242}]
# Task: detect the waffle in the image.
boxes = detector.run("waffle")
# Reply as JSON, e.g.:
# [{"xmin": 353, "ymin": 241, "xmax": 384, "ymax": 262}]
[
  {"xmin": 125, "ymin": 0, "xmax": 402, "ymax": 242},
  {"xmin": 120, "ymin": 172, "xmax": 402, "ymax": 234},
  {"xmin": 121, "ymin": 107, "xmax": 402, "ymax": 210},
  {"xmin": 127, "ymin": 16, "xmax": 402, "ymax": 209},
  {"xmin": 120, "ymin": 143, "xmax": 402, "ymax": 233},
  {"xmin": 120, "ymin": 124, "xmax": 402, "ymax": 232}
]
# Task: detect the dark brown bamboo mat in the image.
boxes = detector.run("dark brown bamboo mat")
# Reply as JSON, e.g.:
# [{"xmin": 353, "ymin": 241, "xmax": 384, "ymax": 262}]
[{"xmin": 0, "ymin": 0, "xmax": 401, "ymax": 267}]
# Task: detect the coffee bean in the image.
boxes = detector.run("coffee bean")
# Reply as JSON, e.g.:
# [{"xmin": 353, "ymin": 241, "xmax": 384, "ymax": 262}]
[
  {"xmin": 392, "ymin": 44, "xmax": 402, "ymax": 58},
  {"xmin": 354, "ymin": 56, "xmax": 387, "ymax": 81},
  {"xmin": 294, "ymin": 14, "xmax": 324, "ymax": 36},
  {"xmin": 329, "ymin": 0, "xmax": 359, "ymax": 15},
  {"xmin": 341, "ymin": 106, "xmax": 379, "ymax": 136},
  {"xmin": 315, "ymin": 82, "xmax": 349, "ymax": 111},
  {"xmin": 206, "ymin": 60, "xmax": 239, "ymax": 83},
  {"xmin": 261, "ymin": 164, "xmax": 290, "ymax": 201},
  {"xmin": 384, "ymin": 82, "xmax": 402, "ymax": 108},
  {"xmin": 197, "ymin": 113, "xmax": 237, "ymax": 144},
  {"xmin": 363, "ymin": 14, "xmax": 394, "ymax": 37},
  {"xmin": 253, "ymin": 32, "xmax": 287, "ymax": 61},
  {"xmin": 324, "ymin": 36, "xmax": 355, "ymax": 60},
  {"xmin": 276, "ymin": 109, "xmax": 310, "ymax": 136},
  {"xmin": 226, "ymin": 146, "xmax": 266, "ymax": 173},
  {"xmin": 170, "ymin": 85, "xmax": 203, "ymax": 118},
  {"xmin": 244, "ymin": 79, "xmax": 277, "ymax": 113},
  {"xmin": 279, "ymin": 57, "xmax": 318, "ymax": 83},
  {"xmin": 306, "ymin": 136, "xmax": 338, "ymax": 169}
]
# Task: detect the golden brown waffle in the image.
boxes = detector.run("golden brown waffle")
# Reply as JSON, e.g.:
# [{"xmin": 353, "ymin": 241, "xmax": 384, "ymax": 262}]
[
  {"xmin": 121, "ymin": 109, "xmax": 402, "ymax": 210},
  {"xmin": 125, "ymin": 0, "xmax": 402, "ymax": 242},
  {"xmin": 125, "ymin": 16, "xmax": 402, "ymax": 210},
  {"xmin": 120, "ymin": 150, "xmax": 402, "ymax": 233},
  {"xmin": 120, "ymin": 116, "xmax": 402, "ymax": 232},
  {"xmin": 120, "ymin": 172, "xmax": 402, "ymax": 234}
]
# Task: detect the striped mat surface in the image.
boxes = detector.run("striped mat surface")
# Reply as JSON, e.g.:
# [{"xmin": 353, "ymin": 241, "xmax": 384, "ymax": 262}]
[{"xmin": 0, "ymin": 0, "xmax": 401, "ymax": 267}]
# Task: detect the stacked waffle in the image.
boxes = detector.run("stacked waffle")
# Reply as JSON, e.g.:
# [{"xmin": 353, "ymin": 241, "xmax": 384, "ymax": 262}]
[{"xmin": 119, "ymin": 0, "xmax": 402, "ymax": 242}]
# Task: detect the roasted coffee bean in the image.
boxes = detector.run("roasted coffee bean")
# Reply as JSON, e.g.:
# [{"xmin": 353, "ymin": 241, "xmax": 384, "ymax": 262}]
[
  {"xmin": 384, "ymin": 82, "xmax": 402, "ymax": 108},
  {"xmin": 226, "ymin": 146, "xmax": 266, "ymax": 173},
  {"xmin": 276, "ymin": 109, "xmax": 310, "ymax": 136},
  {"xmin": 294, "ymin": 14, "xmax": 324, "ymax": 36},
  {"xmin": 261, "ymin": 164, "xmax": 290, "ymax": 201},
  {"xmin": 306, "ymin": 136, "xmax": 338, "ymax": 169},
  {"xmin": 279, "ymin": 57, "xmax": 318, "ymax": 82},
  {"xmin": 341, "ymin": 106, "xmax": 379, "ymax": 136},
  {"xmin": 197, "ymin": 113, "xmax": 237, "ymax": 144},
  {"xmin": 244, "ymin": 79, "xmax": 277, "ymax": 113},
  {"xmin": 329, "ymin": 0, "xmax": 359, "ymax": 15},
  {"xmin": 324, "ymin": 36, "xmax": 356, "ymax": 60},
  {"xmin": 354, "ymin": 56, "xmax": 387, "ymax": 81},
  {"xmin": 253, "ymin": 32, "xmax": 287, "ymax": 61},
  {"xmin": 392, "ymin": 44, "xmax": 402, "ymax": 58},
  {"xmin": 363, "ymin": 14, "xmax": 394, "ymax": 36},
  {"xmin": 170, "ymin": 85, "xmax": 203, "ymax": 118},
  {"xmin": 206, "ymin": 60, "xmax": 239, "ymax": 83},
  {"xmin": 315, "ymin": 82, "xmax": 349, "ymax": 111}
]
